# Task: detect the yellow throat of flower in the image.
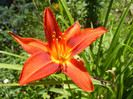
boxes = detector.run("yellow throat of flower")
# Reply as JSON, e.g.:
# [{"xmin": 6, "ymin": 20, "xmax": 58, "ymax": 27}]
[{"xmin": 50, "ymin": 32, "xmax": 71, "ymax": 64}]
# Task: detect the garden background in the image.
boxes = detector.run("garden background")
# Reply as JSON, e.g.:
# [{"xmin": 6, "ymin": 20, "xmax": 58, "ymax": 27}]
[{"xmin": 0, "ymin": 0, "xmax": 133, "ymax": 99}]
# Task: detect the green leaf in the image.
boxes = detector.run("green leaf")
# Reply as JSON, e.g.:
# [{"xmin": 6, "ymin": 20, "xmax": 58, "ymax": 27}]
[
  {"xmin": 81, "ymin": 51, "xmax": 92, "ymax": 75},
  {"xmin": 59, "ymin": 0, "xmax": 74, "ymax": 25},
  {"xmin": 0, "ymin": 50, "xmax": 27, "ymax": 59},
  {"xmin": 0, "ymin": 83, "xmax": 20, "ymax": 86},
  {"xmin": 122, "ymin": 44, "xmax": 133, "ymax": 53},
  {"xmin": 114, "ymin": 57, "xmax": 133, "ymax": 85},
  {"xmin": 0, "ymin": 63, "xmax": 23, "ymax": 70},
  {"xmin": 97, "ymin": 0, "xmax": 114, "ymax": 66},
  {"xmin": 49, "ymin": 88, "xmax": 70, "ymax": 96},
  {"xmin": 56, "ymin": 15, "xmax": 69, "ymax": 28},
  {"xmin": 58, "ymin": 0, "xmax": 64, "ymax": 16},
  {"xmin": 0, "ymin": 78, "xmax": 114, "ymax": 93},
  {"xmin": 92, "ymin": 78, "xmax": 114, "ymax": 93},
  {"xmin": 104, "ymin": 43, "xmax": 123, "ymax": 70},
  {"xmin": 108, "ymin": 0, "xmax": 133, "ymax": 55},
  {"xmin": 127, "ymin": 90, "xmax": 133, "ymax": 99}
]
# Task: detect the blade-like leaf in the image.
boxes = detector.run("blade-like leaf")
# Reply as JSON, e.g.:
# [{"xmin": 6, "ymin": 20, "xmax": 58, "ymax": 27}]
[
  {"xmin": 104, "ymin": 43, "xmax": 123, "ymax": 70},
  {"xmin": 56, "ymin": 15, "xmax": 69, "ymax": 28},
  {"xmin": 108, "ymin": 0, "xmax": 133, "ymax": 55},
  {"xmin": 49, "ymin": 88, "xmax": 71, "ymax": 96},
  {"xmin": 59, "ymin": 0, "xmax": 74, "ymax": 25},
  {"xmin": 0, "ymin": 50, "xmax": 27, "ymax": 59},
  {"xmin": 122, "ymin": 44, "xmax": 133, "ymax": 53},
  {"xmin": 0, "ymin": 79, "xmax": 114, "ymax": 93},
  {"xmin": 0, "ymin": 63, "xmax": 23, "ymax": 70}
]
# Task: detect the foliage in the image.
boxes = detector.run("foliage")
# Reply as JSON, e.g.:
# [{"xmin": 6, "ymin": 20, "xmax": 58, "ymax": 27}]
[
  {"xmin": 0, "ymin": 1, "xmax": 47, "ymax": 51},
  {"xmin": 66, "ymin": 0, "xmax": 101, "ymax": 28},
  {"xmin": 0, "ymin": 0, "xmax": 133, "ymax": 98}
]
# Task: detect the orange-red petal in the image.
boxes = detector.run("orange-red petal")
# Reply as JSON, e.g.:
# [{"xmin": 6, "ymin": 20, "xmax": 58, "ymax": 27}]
[
  {"xmin": 43, "ymin": 8, "xmax": 62, "ymax": 48},
  {"xmin": 67, "ymin": 27, "xmax": 108, "ymax": 57},
  {"xmin": 19, "ymin": 51, "xmax": 60, "ymax": 85},
  {"xmin": 9, "ymin": 32, "xmax": 47, "ymax": 54},
  {"xmin": 64, "ymin": 21, "xmax": 81, "ymax": 39},
  {"xmin": 62, "ymin": 58, "xmax": 94, "ymax": 92}
]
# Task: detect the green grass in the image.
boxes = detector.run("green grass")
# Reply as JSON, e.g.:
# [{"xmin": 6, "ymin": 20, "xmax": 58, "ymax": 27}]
[{"xmin": 0, "ymin": 0, "xmax": 133, "ymax": 98}]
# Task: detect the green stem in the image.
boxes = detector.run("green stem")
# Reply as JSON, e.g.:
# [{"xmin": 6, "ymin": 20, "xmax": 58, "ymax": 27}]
[
  {"xmin": 108, "ymin": 0, "xmax": 133, "ymax": 55},
  {"xmin": 0, "ymin": 50, "xmax": 27, "ymax": 59},
  {"xmin": 0, "ymin": 78, "xmax": 114, "ymax": 92},
  {"xmin": 103, "ymin": 0, "xmax": 114, "ymax": 28},
  {"xmin": 65, "ymin": 75, "xmax": 73, "ymax": 98},
  {"xmin": 96, "ymin": 0, "xmax": 114, "ymax": 66},
  {"xmin": 0, "ymin": 80, "xmax": 74, "ymax": 86},
  {"xmin": 81, "ymin": 51, "xmax": 92, "ymax": 75},
  {"xmin": 0, "ymin": 63, "xmax": 23, "ymax": 70},
  {"xmin": 114, "ymin": 57, "xmax": 133, "ymax": 85},
  {"xmin": 59, "ymin": 0, "xmax": 74, "ymax": 25},
  {"xmin": 56, "ymin": 15, "xmax": 69, "ymax": 28}
]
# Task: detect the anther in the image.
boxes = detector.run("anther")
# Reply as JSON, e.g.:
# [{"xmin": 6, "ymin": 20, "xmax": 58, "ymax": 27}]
[
  {"xmin": 53, "ymin": 38, "xmax": 55, "ymax": 41},
  {"xmin": 59, "ymin": 36, "xmax": 62, "ymax": 40},
  {"xmin": 63, "ymin": 38, "xmax": 66, "ymax": 40},
  {"xmin": 62, "ymin": 33, "xmax": 64, "ymax": 35},
  {"xmin": 52, "ymin": 35, "xmax": 55, "ymax": 37},
  {"xmin": 53, "ymin": 31, "xmax": 56, "ymax": 34}
]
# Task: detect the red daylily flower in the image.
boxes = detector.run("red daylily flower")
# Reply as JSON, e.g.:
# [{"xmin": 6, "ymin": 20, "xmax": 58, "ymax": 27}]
[{"xmin": 9, "ymin": 8, "xmax": 107, "ymax": 92}]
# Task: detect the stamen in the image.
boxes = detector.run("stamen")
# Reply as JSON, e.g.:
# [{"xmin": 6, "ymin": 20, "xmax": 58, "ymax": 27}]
[
  {"xmin": 53, "ymin": 31, "xmax": 56, "ymax": 34},
  {"xmin": 52, "ymin": 35, "xmax": 55, "ymax": 38},
  {"xmin": 55, "ymin": 38, "xmax": 59, "ymax": 58},
  {"xmin": 52, "ymin": 31, "xmax": 56, "ymax": 41},
  {"xmin": 62, "ymin": 38, "xmax": 67, "ymax": 57},
  {"xmin": 58, "ymin": 36, "xmax": 62, "ymax": 40},
  {"xmin": 53, "ymin": 31, "xmax": 56, "ymax": 38},
  {"xmin": 59, "ymin": 42, "xmax": 63, "ymax": 57},
  {"xmin": 52, "ymin": 35, "xmax": 55, "ymax": 41},
  {"xmin": 51, "ymin": 32, "xmax": 69, "ymax": 63},
  {"xmin": 62, "ymin": 33, "xmax": 64, "ymax": 35}
]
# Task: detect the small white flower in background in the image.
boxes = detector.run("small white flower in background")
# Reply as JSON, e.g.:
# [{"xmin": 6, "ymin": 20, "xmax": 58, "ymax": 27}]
[{"xmin": 3, "ymin": 79, "xmax": 9, "ymax": 83}]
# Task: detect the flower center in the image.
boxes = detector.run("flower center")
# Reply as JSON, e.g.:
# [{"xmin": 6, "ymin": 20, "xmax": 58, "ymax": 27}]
[{"xmin": 50, "ymin": 31, "xmax": 70, "ymax": 64}]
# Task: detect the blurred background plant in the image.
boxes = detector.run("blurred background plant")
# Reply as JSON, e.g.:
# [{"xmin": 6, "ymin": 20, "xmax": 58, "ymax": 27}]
[{"xmin": 0, "ymin": 0, "xmax": 133, "ymax": 99}]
